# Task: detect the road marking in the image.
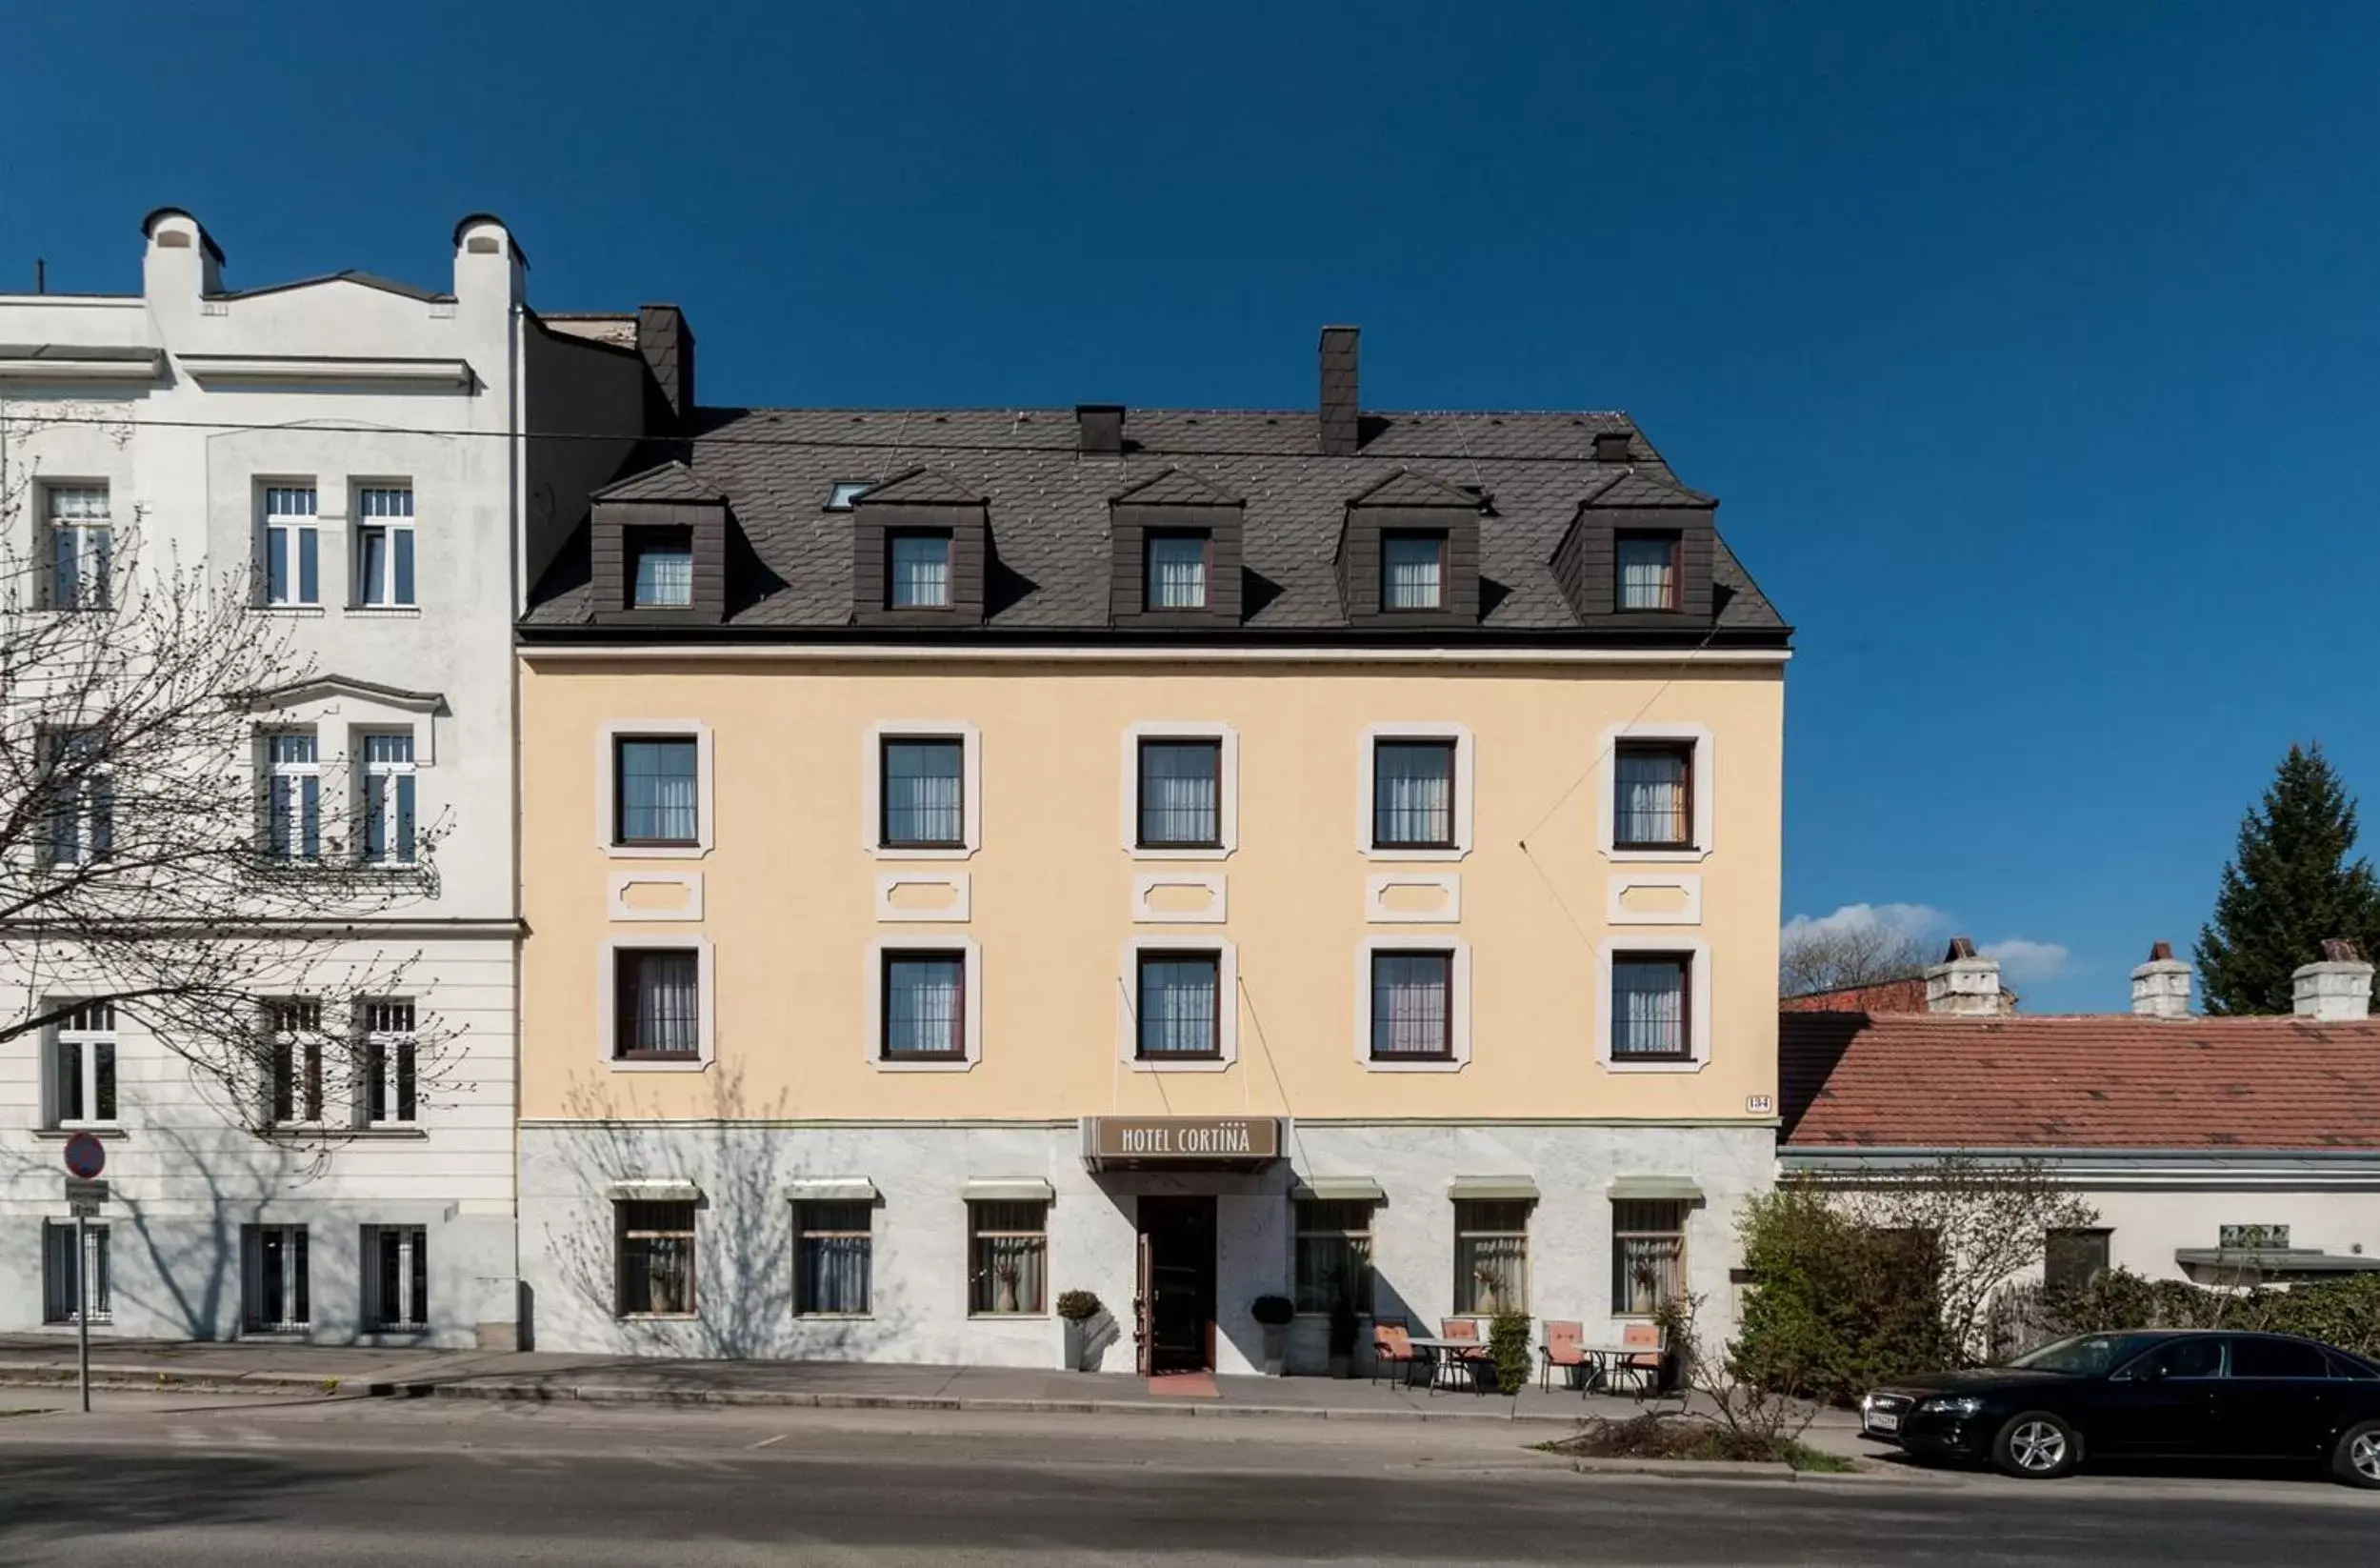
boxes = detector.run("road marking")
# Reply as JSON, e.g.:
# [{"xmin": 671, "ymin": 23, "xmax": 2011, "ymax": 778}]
[{"xmin": 749, "ymin": 1434, "xmax": 787, "ymax": 1450}]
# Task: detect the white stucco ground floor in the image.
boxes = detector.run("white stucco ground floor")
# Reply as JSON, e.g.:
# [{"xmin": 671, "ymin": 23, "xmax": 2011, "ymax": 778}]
[{"xmin": 515, "ymin": 1117, "xmax": 1774, "ymax": 1374}]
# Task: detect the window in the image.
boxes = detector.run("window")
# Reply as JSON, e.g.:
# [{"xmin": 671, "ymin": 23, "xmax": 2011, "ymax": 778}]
[
  {"xmin": 41, "ymin": 729, "xmax": 111, "ymax": 868},
  {"xmin": 242, "ymin": 1224, "xmax": 311, "ymax": 1332},
  {"xmin": 46, "ymin": 486, "xmax": 110, "ymax": 610},
  {"xmin": 360, "ymin": 734, "xmax": 416, "ymax": 866},
  {"xmin": 43, "ymin": 1222, "xmax": 110, "ymax": 1324},
  {"xmin": 1371, "ymin": 739, "xmax": 1455, "ymax": 849},
  {"xmin": 353, "ymin": 486, "xmax": 416, "ymax": 607},
  {"xmin": 1454, "ymin": 1199, "xmax": 1530, "ymax": 1315},
  {"xmin": 49, "ymin": 1000, "xmax": 116, "ymax": 1127},
  {"xmin": 262, "ymin": 485, "xmax": 320, "ymax": 606},
  {"xmin": 627, "ymin": 526, "xmax": 694, "ymax": 608},
  {"xmin": 1370, "ymin": 951, "xmax": 1452, "ymax": 1060},
  {"xmin": 1612, "ymin": 1199, "xmax": 1688, "ymax": 1317},
  {"xmin": 1144, "ymin": 532, "xmax": 1210, "ymax": 610},
  {"xmin": 267, "ymin": 999, "xmax": 324, "ymax": 1124},
  {"xmin": 825, "ymin": 481, "xmax": 870, "ymax": 512},
  {"xmin": 2044, "ymin": 1229, "xmax": 2111, "ymax": 1294},
  {"xmin": 881, "ymin": 952, "xmax": 966, "ymax": 1060},
  {"xmin": 1136, "ymin": 952, "xmax": 1220, "ymax": 1059},
  {"xmin": 794, "ymin": 1202, "xmax": 871, "ymax": 1316},
  {"xmin": 1380, "ymin": 531, "xmax": 1446, "ymax": 611},
  {"xmin": 358, "ymin": 999, "xmax": 417, "ymax": 1127},
  {"xmin": 362, "ymin": 1224, "xmax": 428, "ymax": 1331},
  {"xmin": 1136, "ymin": 739, "xmax": 1221, "ymax": 849},
  {"xmin": 887, "ymin": 529, "xmax": 952, "ymax": 609},
  {"xmin": 1611, "ymin": 955, "xmax": 1690, "ymax": 1060},
  {"xmin": 613, "ymin": 949, "xmax": 700, "ymax": 1060},
  {"xmin": 880, "ymin": 737, "xmax": 964, "ymax": 848},
  {"xmin": 613, "ymin": 736, "xmax": 699, "ymax": 846},
  {"xmin": 2229, "ymin": 1337, "xmax": 2331, "ymax": 1380},
  {"xmin": 1294, "ymin": 1199, "xmax": 1374, "ymax": 1315},
  {"xmin": 265, "ymin": 733, "xmax": 321, "ymax": 862},
  {"xmin": 2219, "ymin": 1224, "xmax": 2290, "ymax": 1251},
  {"xmin": 616, "ymin": 1201, "xmax": 695, "ymax": 1316},
  {"xmin": 2120, "ymin": 1336, "xmax": 2223, "ymax": 1380},
  {"xmin": 1613, "ymin": 742, "xmax": 1692, "ymax": 850},
  {"xmin": 969, "ymin": 1200, "xmax": 1047, "ymax": 1315},
  {"xmin": 1616, "ymin": 532, "xmax": 1680, "ymax": 611}
]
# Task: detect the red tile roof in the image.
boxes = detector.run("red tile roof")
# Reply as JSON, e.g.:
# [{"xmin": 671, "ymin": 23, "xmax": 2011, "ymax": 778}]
[
  {"xmin": 1779, "ymin": 978, "xmax": 1930, "ymax": 1014},
  {"xmin": 1780, "ymin": 1012, "xmax": 2380, "ymax": 1151}
]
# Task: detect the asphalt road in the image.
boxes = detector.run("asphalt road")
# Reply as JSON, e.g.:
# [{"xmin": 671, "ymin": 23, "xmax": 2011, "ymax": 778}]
[{"xmin": 1, "ymin": 1395, "xmax": 2374, "ymax": 1565}]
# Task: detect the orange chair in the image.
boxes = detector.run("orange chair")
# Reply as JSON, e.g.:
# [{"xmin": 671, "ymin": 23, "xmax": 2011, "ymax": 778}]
[
  {"xmin": 1370, "ymin": 1319, "xmax": 1423, "ymax": 1387},
  {"xmin": 1540, "ymin": 1320, "xmax": 1586, "ymax": 1392},
  {"xmin": 1611, "ymin": 1320, "xmax": 1668, "ymax": 1398},
  {"xmin": 1435, "ymin": 1317, "xmax": 1490, "ymax": 1391}
]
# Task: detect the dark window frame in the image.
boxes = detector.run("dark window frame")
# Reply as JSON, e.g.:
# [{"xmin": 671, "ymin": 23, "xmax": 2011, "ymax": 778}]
[
  {"xmin": 878, "ymin": 734, "xmax": 967, "ymax": 849},
  {"xmin": 880, "ymin": 948, "xmax": 969, "ymax": 1062},
  {"xmin": 611, "ymin": 734, "xmax": 701, "ymax": 848},
  {"xmin": 1614, "ymin": 530, "xmax": 1684, "ymax": 613},
  {"xmin": 1378, "ymin": 529, "xmax": 1450, "ymax": 613},
  {"xmin": 614, "ymin": 1199, "xmax": 697, "ymax": 1317},
  {"xmin": 1142, "ymin": 529, "xmax": 1214, "ymax": 612},
  {"xmin": 2044, "ymin": 1228, "xmax": 2112, "ymax": 1295},
  {"xmin": 1612, "ymin": 740, "xmax": 1696, "ymax": 851},
  {"xmin": 793, "ymin": 1200, "xmax": 874, "ymax": 1317},
  {"xmin": 884, "ymin": 527, "xmax": 955, "ymax": 612},
  {"xmin": 1135, "ymin": 949, "xmax": 1223, "ymax": 1061},
  {"xmin": 1371, "ymin": 737, "xmax": 1458, "ymax": 851},
  {"xmin": 1135, "ymin": 736, "xmax": 1224, "ymax": 850},
  {"xmin": 624, "ymin": 524, "xmax": 697, "ymax": 610},
  {"xmin": 1610, "ymin": 952, "xmax": 1693, "ymax": 1061},
  {"xmin": 613, "ymin": 947, "xmax": 702, "ymax": 1062},
  {"xmin": 1369, "ymin": 949, "xmax": 1455, "ymax": 1062}
]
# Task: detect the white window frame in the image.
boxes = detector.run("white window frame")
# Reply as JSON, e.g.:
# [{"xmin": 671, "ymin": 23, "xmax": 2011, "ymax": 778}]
[
  {"xmin": 361, "ymin": 1223, "xmax": 430, "ymax": 1332},
  {"xmin": 1358, "ymin": 722, "xmax": 1473, "ymax": 862},
  {"xmin": 258, "ymin": 482, "xmax": 321, "ymax": 608},
  {"xmin": 267, "ymin": 998, "xmax": 326, "ymax": 1126},
  {"xmin": 263, "ymin": 730, "xmax": 323, "ymax": 863},
  {"xmin": 40, "ymin": 728, "xmax": 110, "ymax": 869},
  {"xmin": 886, "ymin": 529, "xmax": 953, "ymax": 610},
  {"xmin": 43, "ymin": 1221, "xmax": 110, "ymax": 1325},
  {"xmin": 44, "ymin": 483, "xmax": 112, "ymax": 611},
  {"xmin": 864, "ymin": 720, "xmax": 980, "ymax": 860},
  {"xmin": 598, "ymin": 935, "xmax": 715, "ymax": 1073},
  {"xmin": 865, "ymin": 935, "xmax": 982, "ymax": 1073},
  {"xmin": 1119, "ymin": 722, "xmax": 1238, "ymax": 860},
  {"xmin": 1117, "ymin": 936, "xmax": 1238, "ymax": 1073},
  {"xmin": 242, "ymin": 1223, "xmax": 311, "ymax": 1333},
  {"xmin": 1352, "ymin": 936, "xmax": 1471, "ymax": 1074},
  {"xmin": 355, "ymin": 998, "xmax": 419, "ymax": 1128},
  {"xmin": 356, "ymin": 730, "xmax": 418, "ymax": 867},
  {"xmin": 351, "ymin": 483, "xmax": 416, "ymax": 608},
  {"xmin": 1598, "ymin": 722, "xmax": 1714, "ymax": 863},
  {"xmin": 47, "ymin": 1000, "xmax": 119, "ymax": 1129},
  {"xmin": 1597, "ymin": 936, "xmax": 1712, "ymax": 1074},
  {"xmin": 596, "ymin": 720, "xmax": 714, "ymax": 859}
]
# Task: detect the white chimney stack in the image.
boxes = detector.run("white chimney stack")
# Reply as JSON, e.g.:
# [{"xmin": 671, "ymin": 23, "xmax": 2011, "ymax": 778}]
[
  {"xmin": 1925, "ymin": 936, "xmax": 2004, "ymax": 1016},
  {"xmin": 2130, "ymin": 941, "xmax": 2192, "ymax": 1019},
  {"xmin": 2292, "ymin": 939, "xmax": 2375, "ymax": 1022}
]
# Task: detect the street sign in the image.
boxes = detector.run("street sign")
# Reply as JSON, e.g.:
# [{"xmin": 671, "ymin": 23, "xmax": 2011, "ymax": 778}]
[
  {"xmin": 65, "ymin": 1177, "xmax": 109, "ymax": 1216},
  {"xmin": 62, "ymin": 1132, "xmax": 106, "ymax": 1179}
]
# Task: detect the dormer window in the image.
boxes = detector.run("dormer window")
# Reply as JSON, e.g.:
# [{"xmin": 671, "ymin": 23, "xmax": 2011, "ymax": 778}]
[
  {"xmin": 1616, "ymin": 532, "xmax": 1681, "ymax": 612},
  {"xmin": 1381, "ymin": 531, "xmax": 1446, "ymax": 611},
  {"xmin": 1145, "ymin": 531, "xmax": 1210, "ymax": 611},
  {"xmin": 826, "ymin": 482, "xmax": 870, "ymax": 512},
  {"xmin": 888, "ymin": 530, "xmax": 952, "ymax": 609},
  {"xmin": 627, "ymin": 526, "xmax": 694, "ymax": 608}
]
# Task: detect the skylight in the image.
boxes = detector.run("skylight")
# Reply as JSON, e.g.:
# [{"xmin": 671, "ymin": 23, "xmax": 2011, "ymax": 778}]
[{"xmin": 826, "ymin": 481, "xmax": 870, "ymax": 512}]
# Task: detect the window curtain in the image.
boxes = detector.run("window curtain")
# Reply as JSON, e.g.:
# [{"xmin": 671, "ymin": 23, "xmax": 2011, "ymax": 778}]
[
  {"xmin": 1138, "ymin": 742, "xmax": 1219, "ymax": 845},
  {"xmin": 1371, "ymin": 954, "xmax": 1450, "ymax": 1056},
  {"xmin": 631, "ymin": 531, "xmax": 694, "ymax": 607},
  {"xmin": 1614, "ymin": 749, "xmax": 1688, "ymax": 846},
  {"xmin": 890, "ymin": 533, "xmax": 950, "ymax": 607},
  {"xmin": 632, "ymin": 953, "xmax": 701, "ymax": 1054},
  {"xmin": 1373, "ymin": 743, "xmax": 1451, "ymax": 844},
  {"xmin": 1611, "ymin": 1200, "xmax": 1686, "ymax": 1314},
  {"xmin": 1382, "ymin": 537, "xmax": 1443, "ymax": 609},
  {"xmin": 1454, "ymin": 1201, "xmax": 1530, "ymax": 1313},
  {"xmin": 1612, "ymin": 960, "xmax": 1687, "ymax": 1056},
  {"xmin": 970, "ymin": 1202, "xmax": 1046, "ymax": 1314},
  {"xmin": 619, "ymin": 740, "xmax": 697, "ymax": 842},
  {"xmin": 883, "ymin": 742, "xmax": 962, "ymax": 843},
  {"xmin": 797, "ymin": 1204, "xmax": 871, "ymax": 1315},
  {"xmin": 886, "ymin": 956, "xmax": 964, "ymax": 1056},
  {"xmin": 1293, "ymin": 1201, "xmax": 1375, "ymax": 1314},
  {"xmin": 1146, "ymin": 536, "xmax": 1207, "ymax": 608},
  {"xmin": 1137, "ymin": 955, "xmax": 1218, "ymax": 1055},
  {"xmin": 1616, "ymin": 535, "xmax": 1675, "ymax": 610},
  {"xmin": 618, "ymin": 1203, "xmax": 694, "ymax": 1316}
]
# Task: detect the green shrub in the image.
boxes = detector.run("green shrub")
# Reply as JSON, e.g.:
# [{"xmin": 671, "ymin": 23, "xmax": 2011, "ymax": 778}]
[
  {"xmin": 2039, "ymin": 1269, "xmax": 2380, "ymax": 1359},
  {"xmin": 1250, "ymin": 1295, "xmax": 1295, "ymax": 1327},
  {"xmin": 1054, "ymin": 1290, "xmax": 1104, "ymax": 1322},
  {"xmin": 1489, "ymin": 1310, "xmax": 1533, "ymax": 1395},
  {"xmin": 1730, "ymin": 1183, "xmax": 1953, "ymax": 1404}
]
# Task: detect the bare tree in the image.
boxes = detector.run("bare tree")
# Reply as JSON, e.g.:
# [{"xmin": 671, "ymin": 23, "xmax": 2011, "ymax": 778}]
[
  {"xmin": 1, "ymin": 406, "xmax": 453, "ymax": 1142},
  {"xmin": 1779, "ymin": 921, "xmax": 1931, "ymax": 998}
]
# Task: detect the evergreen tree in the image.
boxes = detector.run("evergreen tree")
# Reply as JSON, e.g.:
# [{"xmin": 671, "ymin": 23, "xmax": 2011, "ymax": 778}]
[{"xmin": 2196, "ymin": 743, "xmax": 2380, "ymax": 1015}]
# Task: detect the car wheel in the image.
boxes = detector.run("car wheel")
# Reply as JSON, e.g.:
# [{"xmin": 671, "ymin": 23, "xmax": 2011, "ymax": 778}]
[
  {"xmin": 2332, "ymin": 1421, "xmax": 2380, "ymax": 1490},
  {"xmin": 1990, "ymin": 1412, "xmax": 2081, "ymax": 1479}
]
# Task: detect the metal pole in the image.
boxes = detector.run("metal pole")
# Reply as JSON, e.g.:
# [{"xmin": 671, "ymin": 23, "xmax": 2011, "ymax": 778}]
[{"xmin": 75, "ymin": 1212, "xmax": 90, "ymax": 1414}]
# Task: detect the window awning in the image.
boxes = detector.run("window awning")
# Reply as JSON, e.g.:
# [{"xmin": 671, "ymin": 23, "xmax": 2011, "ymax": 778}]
[
  {"xmin": 782, "ymin": 1177, "xmax": 879, "ymax": 1203},
  {"xmin": 963, "ymin": 1178, "xmax": 1055, "ymax": 1203},
  {"xmin": 1293, "ymin": 1176, "xmax": 1386, "ymax": 1202},
  {"xmin": 1609, "ymin": 1176, "xmax": 1705, "ymax": 1202},
  {"xmin": 1448, "ymin": 1176, "xmax": 1539, "ymax": 1201},
  {"xmin": 605, "ymin": 1178, "xmax": 701, "ymax": 1203}
]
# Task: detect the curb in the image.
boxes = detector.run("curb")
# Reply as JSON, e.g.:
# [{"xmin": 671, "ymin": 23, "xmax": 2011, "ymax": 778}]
[{"xmin": 1568, "ymin": 1456, "xmax": 1796, "ymax": 1480}]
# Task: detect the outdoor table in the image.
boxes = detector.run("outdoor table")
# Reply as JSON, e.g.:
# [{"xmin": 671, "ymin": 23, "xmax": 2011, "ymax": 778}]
[{"xmin": 1406, "ymin": 1337, "xmax": 1490, "ymax": 1392}]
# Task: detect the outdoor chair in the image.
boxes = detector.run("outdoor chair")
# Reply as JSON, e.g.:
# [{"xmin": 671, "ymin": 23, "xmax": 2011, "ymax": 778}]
[
  {"xmin": 1370, "ymin": 1319, "xmax": 1423, "ymax": 1387},
  {"xmin": 1434, "ymin": 1317, "xmax": 1490, "ymax": 1393},
  {"xmin": 1610, "ymin": 1321, "xmax": 1668, "ymax": 1399},
  {"xmin": 1539, "ymin": 1319, "xmax": 1586, "ymax": 1392}
]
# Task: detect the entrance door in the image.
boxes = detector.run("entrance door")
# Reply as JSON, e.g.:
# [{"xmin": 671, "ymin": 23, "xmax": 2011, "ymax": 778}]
[{"xmin": 1136, "ymin": 1196, "xmax": 1216, "ymax": 1374}]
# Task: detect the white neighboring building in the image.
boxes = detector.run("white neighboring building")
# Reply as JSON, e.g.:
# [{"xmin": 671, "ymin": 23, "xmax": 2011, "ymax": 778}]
[{"xmin": 0, "ymin": 211, "xmax": 663, "ymax": 1347}]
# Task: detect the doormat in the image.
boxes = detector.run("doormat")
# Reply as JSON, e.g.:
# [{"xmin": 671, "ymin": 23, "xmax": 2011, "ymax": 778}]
[{"xmin": 1145, "ymin": 1373, "xmax": 1219, "ymax": 1398}]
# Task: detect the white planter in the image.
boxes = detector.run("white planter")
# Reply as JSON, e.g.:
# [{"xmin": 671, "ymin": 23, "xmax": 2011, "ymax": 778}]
[
  {"xmin": 1259, "ymin": 1323, "xmax": 1289, "ymax": 1377},
  {"xmin": 1063, "ymin": 1309, "xmax": 1118, "ymax": 1372}
]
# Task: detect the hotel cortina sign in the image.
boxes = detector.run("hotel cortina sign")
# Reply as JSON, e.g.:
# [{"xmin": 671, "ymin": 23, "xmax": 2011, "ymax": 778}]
[{"xmin": 1081, "ymin": 1116, "xmax": 1284, "ymax": 1168}]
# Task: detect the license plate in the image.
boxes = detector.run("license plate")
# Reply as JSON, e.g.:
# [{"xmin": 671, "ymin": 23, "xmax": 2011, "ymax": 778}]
[{"xmin": 1866, "ymin": 1413, "xmax": 1901, "ymax": 1435}]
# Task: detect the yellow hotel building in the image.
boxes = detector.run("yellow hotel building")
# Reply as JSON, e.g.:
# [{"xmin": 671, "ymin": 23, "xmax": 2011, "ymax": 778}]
[{"xmin": 514, "ymin": 330, "xmax": 1790, "ymax": 1374}]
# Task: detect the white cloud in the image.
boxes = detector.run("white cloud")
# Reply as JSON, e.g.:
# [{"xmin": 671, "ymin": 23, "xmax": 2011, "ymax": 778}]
[
  {"xmin": 1979, "ymin": 938, "xmax": 2070, "ymax": 982},
  {"xmin": 1780, "ymin": 903, "xmax": 1948, "ymax": 943}
]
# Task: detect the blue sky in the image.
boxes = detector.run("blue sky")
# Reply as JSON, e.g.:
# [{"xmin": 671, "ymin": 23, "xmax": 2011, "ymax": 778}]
[{"xmin": 10, "ymin": 1, "xmax": 2378, "ymax": 1010}]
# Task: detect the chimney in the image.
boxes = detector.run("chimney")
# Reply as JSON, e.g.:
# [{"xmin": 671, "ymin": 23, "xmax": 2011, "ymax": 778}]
[
  {"xmin": 1319, "ymin": 326, "xmax": 1360, "ymax": 457},
  {"xmin": 1592, "ymin": 429, "xmax": 1635, "ymax": 464},
  {"xmin": 636, "ymin": 304, "xmax": 697, "ymax": 433},
  {"xmin": 2130, "ymin": 940, "xmax": 2192, "ymax": 1019},
  {"xmin": 2292, "ymin": 938, "xmax": 2375, "ymax": 1021},
  {"xmin": 1075, "ymin": 403, "xmax": 1124, "ymax": 457},
  {"xmin": 1925, "ymin": 936, "xmax": 2004, "ymax": 1016},
  {"xmin": 141, "ymin": 207, "xmax": 224, "ymax": 306}
]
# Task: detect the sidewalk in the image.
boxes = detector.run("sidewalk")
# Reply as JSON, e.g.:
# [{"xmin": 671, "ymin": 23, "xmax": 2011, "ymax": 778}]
[{"xmin": 0, "ymin": 1334, "xmax": 1840, "ymax": 1429}]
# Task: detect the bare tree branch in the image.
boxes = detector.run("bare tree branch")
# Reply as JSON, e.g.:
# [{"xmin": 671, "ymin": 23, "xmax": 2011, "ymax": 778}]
[{"xmin": 1779, "ymin": 921, "xmax": 1931, "ymax": 998}]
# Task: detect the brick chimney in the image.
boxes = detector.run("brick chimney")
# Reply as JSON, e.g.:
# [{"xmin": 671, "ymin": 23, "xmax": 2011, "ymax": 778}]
[
  {"xmin": 2130, "ymin": 940, "xmax": 2192, "ymax": 1019},
  {"xmin": 636, "ymin": 304, "xmax": 697, "ymax": 433},
  {"xmin": 1925, "ymin": 936, "xmax": 2003, "ymax": 1016},
  {"xmin": 1075, "ymin": 404, "xmax": 1124, "ymax": 457},
  {"xmin": 1319, "ymin": 326, "xmax": 1359, "ymax": 457},
  {"xmin": 2292, "ymin": 939, "xmax": 2375, "ymax": 1021}
]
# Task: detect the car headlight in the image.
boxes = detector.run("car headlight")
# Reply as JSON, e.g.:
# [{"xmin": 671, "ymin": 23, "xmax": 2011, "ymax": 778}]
[{"xmin": 1918, "ymin": 1396, "xmax": 1984, "ymax": 1417}]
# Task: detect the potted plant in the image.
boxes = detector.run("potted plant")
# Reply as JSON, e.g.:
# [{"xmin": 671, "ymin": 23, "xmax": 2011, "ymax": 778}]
[
  {"xmin": 1327, "ymin": 1294, "xmax": 1360, "ymax": 1379},
  {"xmin": 1056, "ymin": 1290, "xmax": 1112, "ymax": 1372},
  {"xmin": 1250, "ymin": 1295, "xmax": 1294, "ymax": 1377},
  {"xmin": 993, "ymin": 1258, "xmax": 1023, "ymax": 1315},
  {"xmin": 1472, "ymin": 1265, "xmax": 1502, "ymax": 1317}
]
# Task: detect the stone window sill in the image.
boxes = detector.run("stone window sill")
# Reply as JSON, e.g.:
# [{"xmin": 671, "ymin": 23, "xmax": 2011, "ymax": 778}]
[{"xmin": 34, "ymin": 1125, "xmax": 127, "ymax": 1139}]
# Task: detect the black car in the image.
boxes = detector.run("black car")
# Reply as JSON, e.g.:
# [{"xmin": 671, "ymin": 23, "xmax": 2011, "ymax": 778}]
[{"xmin": 1861, "ymin": 1330, "xmax": 2380, "ymax": 1485}]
